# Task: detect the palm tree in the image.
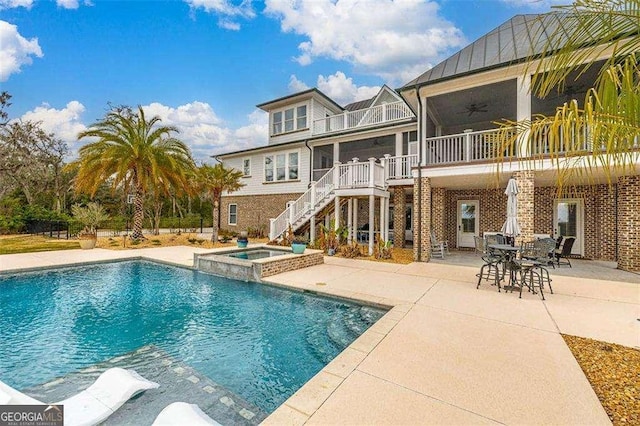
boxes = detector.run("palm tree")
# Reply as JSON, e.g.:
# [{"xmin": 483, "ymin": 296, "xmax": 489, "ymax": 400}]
[
  {"xmin": 73, "ymin": 106, "xmax": 195, "ymax": 240},
  {"xmin": 496, "ymin": 0, "xmax": 640, "ymax": 187},
  {"xmin": 197, "ymin": 163, "xmax": 244, "ymax": 243}
]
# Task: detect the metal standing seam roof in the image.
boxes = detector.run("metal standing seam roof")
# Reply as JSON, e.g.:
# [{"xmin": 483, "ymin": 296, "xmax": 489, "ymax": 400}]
[{"xmin": 403, "ymin": 13, "xmax": 573, "ymax": 88}]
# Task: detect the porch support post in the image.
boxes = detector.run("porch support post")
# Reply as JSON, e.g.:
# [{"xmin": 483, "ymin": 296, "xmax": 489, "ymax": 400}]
[
  {"xmin": 395, "ymin": 132, "xmax": 403, "ymax": 157},
  {"xmin": 379, "ymin": 195, "xmax": 384, "ymax": 243},
  {"xmin": 617, "ymin": 175, "xmax": 640, "ymax": 272},
  {"xmin": 347, "ymin": 198, "xmax": 353, "ymax": 243},
  {"xmin": 514, "ymin": 170, "xmax": 535, "ymax": 246},
  {"xmin": 334, "ymin": 195, "xmax": 340, "ymax": 230},
  {"xmin": 368, "ymin": 194, "xmax": 375, "ymax": 255},
  {"xmin": 310, "ymin": 215, "xmax": 316, "ymax": 244},
  {"xmin": 414, "ymin": 176, "xmax": 432, "ymax": 261},
  {"xmin": 516, "ymin": 74, "xmax": 532, "ymax": 158},
  {"xmin": 353, "ymin": 198, "xmax": 359, "ymax": 244},
  {"xmin": 384, "ymin": 195, "xmax": 390, "ymax": 242},
  {"xmin": 393, "ymin": 187, "xmax": 406, "ymax": 248},
  {"xmin": 333, "ymin": 142, "xmax": 340, "ymax": 165}
]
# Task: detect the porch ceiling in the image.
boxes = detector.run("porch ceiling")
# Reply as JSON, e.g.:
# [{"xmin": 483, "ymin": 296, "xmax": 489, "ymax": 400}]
[{"xmin": 427, "ymin": 79, "xmax": 517, "ymax": 131}]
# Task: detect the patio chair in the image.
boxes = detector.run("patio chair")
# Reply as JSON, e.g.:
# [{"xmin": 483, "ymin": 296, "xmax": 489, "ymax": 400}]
[
  {"xmin": 555, "ymin": 235, "xmax": 564, "ymax": 249},
  {"xmin": 518, "ymin": 260, "xmax": 549, "ymax": 300},
  {"xmin": 534, "ymin": 238, "xmax": 557, "ymax": 270},
  {"xmin": 0, "ymin": 368, "xmax": 159, "ymax": 426},
  {"xmin": 555, "ymin": 237, "xmax": 576, "ymax": 267},
  {"xmin": 430, "ymin": 233, "xmax": 445, "ymax": 259},
  {"xmin": 476, "ymin": 250, "xmax": 504, "ymax": 291},
  {"xmin": 431, "ymin": 230, "xmax": 449, "ymax": 253},
  {"xmin": 474, "ymin": 235, "xmax": 486, "ymax": 255},
  {"xmin": 153, "ymin": 402, "xmax": 220, "ymax": 426}
]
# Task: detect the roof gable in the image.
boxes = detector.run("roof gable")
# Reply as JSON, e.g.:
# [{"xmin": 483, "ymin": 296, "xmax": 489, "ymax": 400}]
[{"xmin": 343, "ymin": 85, "xmax": 404, "ymax": 111}]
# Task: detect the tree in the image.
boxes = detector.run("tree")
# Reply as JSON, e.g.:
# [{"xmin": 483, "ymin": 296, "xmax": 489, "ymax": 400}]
[
  {"xmin": 197, "ymin": 163, "xmax": 244, "ymax": 243},
  {"xmin": 73, "ymin": 105, "xmax": 195, "ymax": 239},
  {"xmin": 497, "ymin": 0, "xmax": 640, "ymax": 187}
]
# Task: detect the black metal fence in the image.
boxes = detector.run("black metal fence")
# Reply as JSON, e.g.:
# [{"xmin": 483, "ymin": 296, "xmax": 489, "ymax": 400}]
[{"xmin": 25, "ymin": 217, "xmax": 205, "ymax": 239}]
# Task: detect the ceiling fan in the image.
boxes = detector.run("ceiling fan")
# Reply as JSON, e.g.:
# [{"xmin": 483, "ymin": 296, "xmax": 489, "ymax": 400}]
[
  {"xmin": 549, "ymin": 84, "xmax": 587, "ymax": 101},
  {"xmin": 459, "ymin": 102, "xmax": 488, "ymax": 116}
]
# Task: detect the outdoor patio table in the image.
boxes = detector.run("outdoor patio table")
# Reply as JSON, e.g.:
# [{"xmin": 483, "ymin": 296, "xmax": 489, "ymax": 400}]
[{"xmin": 488, "ymin": 244, "xmax": 521, "ymax": 290}]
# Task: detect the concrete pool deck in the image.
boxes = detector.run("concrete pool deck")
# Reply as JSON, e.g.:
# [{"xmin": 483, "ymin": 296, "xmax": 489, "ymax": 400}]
[{"xmin": 2, "ymin": 246, "xmax": 638, "ymax": 425}]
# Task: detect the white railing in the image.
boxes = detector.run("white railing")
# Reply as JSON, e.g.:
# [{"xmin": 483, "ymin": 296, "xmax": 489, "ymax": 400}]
[
  {"xmin": 269, "ymin": 167, "xmax": 335, "ymax": 240},
  {"xmin": 530, "ymin": 123, "xmax": 591, "ymax": 155},
  {"xmin": 338, "ymin": 162, "xmax": 369, "ymax": 188},
  {"xmin": 312, "ymin": 101, "xmax": 414, "ymax": 135},
  {"xmin": 384, "ymin": 154, "xmax": 418, "ymax": 179},
  {"xmin": 424, "ymin": 128, "xmax": 517, "ymax": 165}
]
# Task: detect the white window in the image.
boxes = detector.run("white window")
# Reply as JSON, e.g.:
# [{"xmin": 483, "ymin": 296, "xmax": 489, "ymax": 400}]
[
  {"xmin": 242, "ymin": 158, "xmax": 251, "ymax": 177},
  {"xmin": 284, "ymin": 108, "xmax": 294, "ymax": 132},
  {"xmin": 271, "ymin": 104, "xmax": 308, "ymax": 135},
  {"xmin": 296, "ymin": 105, "xmax": 307, "ymax": 129},
  {"xmin": 273, "ymin": 112, "xmax": 282, "ymax": 135},
  {"xmin": 228, "ymin": 204, "xmax": 237, "ymax": 225},
  {"xmin": 264, "ymin": 150, "xmax": 300, "ymax": 182}
]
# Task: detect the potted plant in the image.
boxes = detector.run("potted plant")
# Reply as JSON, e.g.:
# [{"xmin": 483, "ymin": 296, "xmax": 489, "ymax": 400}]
[
  {"xmin": 71, "ymin": 202, "xmax": 109, "ymax": 249},
  {"xmin": 237, "ymin": 230, "xmax": 249, "ymax": 248},
  {"xmin": 291, "ymin": 235, "xmax": 308, "ymax": 254}
]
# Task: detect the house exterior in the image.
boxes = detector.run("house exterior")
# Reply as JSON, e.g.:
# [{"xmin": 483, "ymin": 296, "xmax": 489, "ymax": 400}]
[{"xmin": 217, "ymin": 13, "xmax": 639, "ymax": 272}]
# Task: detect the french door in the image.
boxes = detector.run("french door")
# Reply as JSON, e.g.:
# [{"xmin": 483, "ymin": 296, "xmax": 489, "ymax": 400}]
[
  {"xmin": 457, "ymin": 200, "xmax": 479, "ymax": 248},
  {"xmin": 553, "ymin": 199, "xmax": 584, "ymax": 255}
]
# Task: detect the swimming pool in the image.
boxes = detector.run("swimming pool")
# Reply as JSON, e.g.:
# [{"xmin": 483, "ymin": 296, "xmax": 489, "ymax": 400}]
[{"xmin": 0, "ymin": 261, "xmax": 385, "ymax": 413}]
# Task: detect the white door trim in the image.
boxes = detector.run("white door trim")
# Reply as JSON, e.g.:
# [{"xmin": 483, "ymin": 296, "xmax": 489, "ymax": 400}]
[
  {"xmin": 553, "ymin": 198, "xmax": 584, "ymax": 256},
  {"xmin": 457, "ymin": 200, "xmax": 479, "ymax": 248}
]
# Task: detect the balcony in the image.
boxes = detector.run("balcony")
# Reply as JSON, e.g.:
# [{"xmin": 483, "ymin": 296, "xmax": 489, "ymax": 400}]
[
  {"xmin": 424, "ymin": 128, "xmax": 518, "ymax": 166},
  {"xmin": 312, "ymin": 101, "xmax": 414, "ymax": 136}
]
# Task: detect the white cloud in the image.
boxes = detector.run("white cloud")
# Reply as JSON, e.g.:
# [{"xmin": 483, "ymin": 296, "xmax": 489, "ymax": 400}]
[
  {"xmin": 288, "ymin": 72, "xmax": 380, "ymax": 106},
  {"xmin": 0, "ymin": 20, "xmax": 43, "ymax": 82},
  {"xmin": 185, "ymin": 0, "xmax": 255, "ymax": 30},
  {"xmin": 20, "ymin": 101, "xmax": 87, "ymax": 148},
  {"xmin": 288, "ymin": 74, "xmax": 310, "ymax": 92},
  {"xmin": 317, "ymin": 72, "xmax": 380, "ymax": 106},
  {"xmin": 0, "ymin": 0, "xmax": 33, "ymax": 9},
  {"xmin": 56, "ymin": 0, "xmax": 80, "ymax": 9},
  {"xmin": 18, "ymin": 100, "xmax": 267, "ymax": 161},
  {"xmin": 264, "ymin": 0, "xmax": 465, "ymax": 85},
  {"xmin": 142, "ymin": 102, "xmax": 267, "ymax": 160}
]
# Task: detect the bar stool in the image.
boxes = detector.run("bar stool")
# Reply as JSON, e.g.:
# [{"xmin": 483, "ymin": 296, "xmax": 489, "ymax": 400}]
[{"xmin": 476, "ymin": 252, "xmax": 504, "ymax": 292}]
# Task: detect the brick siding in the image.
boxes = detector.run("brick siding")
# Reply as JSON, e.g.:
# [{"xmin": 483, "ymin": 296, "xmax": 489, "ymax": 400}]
[
  {"xmin": 220, "ymin": 193, "xmax": 303, "ymax": 234},
  {"xmin": 393, "ymin": 187, "xmax": 406, "ymax": 247},
  {"xmin": 413, "ymin": 177, "xmax": 431, "ymax": 261},
  {"xmin": 617, "ymin": 175, "xmax": 640, "ymax": 272}
]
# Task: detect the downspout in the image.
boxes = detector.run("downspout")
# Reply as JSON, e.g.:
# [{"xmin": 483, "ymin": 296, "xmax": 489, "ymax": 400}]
[
  {"xmin": 415, "ymin": 84, "xmax": 423, "ymax": 261},
  {"xmin": 305, "ymin": 140, "xmax": 312, "ymax": 187}
]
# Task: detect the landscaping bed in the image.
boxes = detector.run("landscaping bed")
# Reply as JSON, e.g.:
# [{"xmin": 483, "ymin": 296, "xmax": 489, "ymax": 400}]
[{"xmin": 563, "ymin": 334, "xmax": 639, "ymax": 425}]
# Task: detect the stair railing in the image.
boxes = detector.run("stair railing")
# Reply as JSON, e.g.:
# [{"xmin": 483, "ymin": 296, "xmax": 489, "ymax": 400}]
[{"xmin": 269, "ymin": 166, "xmax": 335, "ymax": 240}]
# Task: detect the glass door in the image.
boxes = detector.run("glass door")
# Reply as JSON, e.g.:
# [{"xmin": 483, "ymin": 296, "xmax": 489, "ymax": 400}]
[
  {"xmin": 553, "ymin": 199, "xmax": 584, "ymax": 255},
  {"xmin": 457, "ymin": 200, "xmax": 478, "ymax": 248}
]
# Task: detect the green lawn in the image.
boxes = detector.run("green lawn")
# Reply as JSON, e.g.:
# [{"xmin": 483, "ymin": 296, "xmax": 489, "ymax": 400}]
[{"xmin": 0, "ymin": 235, "xmax": 79, "ymax": 255}]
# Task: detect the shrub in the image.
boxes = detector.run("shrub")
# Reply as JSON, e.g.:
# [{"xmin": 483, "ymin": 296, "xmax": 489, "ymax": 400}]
[{"xmin": 341, "ymin": 242, "xmax": 362, "ymax": 258}]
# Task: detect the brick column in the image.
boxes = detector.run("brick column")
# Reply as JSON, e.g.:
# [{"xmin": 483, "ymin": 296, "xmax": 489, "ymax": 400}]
[
  {"xmin": 393, "ymin": 187, "xmax": 406, "ymax": 248},
  {"xmin": 431, "ymin": 187, "xmax": 446, "ymax": 242},
  {"xmin": 515, "ymin": 170, "xmax": 534, "ymax": 246},
  {"xmin": 413, "ymin": 176, "xmax": 431, "ymax": 261},
  {"xmin": 617, "ymin": 175, "xmax": 640, "ymax": 272}
]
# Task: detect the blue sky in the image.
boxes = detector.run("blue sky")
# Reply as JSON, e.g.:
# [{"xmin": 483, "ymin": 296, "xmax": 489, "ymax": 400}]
[{"xmin": 0, "ymin": 0, "xmax": 561, "ymax": 160}]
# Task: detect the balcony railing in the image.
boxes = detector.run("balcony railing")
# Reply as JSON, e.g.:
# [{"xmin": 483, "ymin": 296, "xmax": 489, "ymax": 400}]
[
  {"xmin": 424, "ymin": 128, "xmax": 517, "ymax": 166},
  {"xmin": 384, "ymin": 154, "xmax": 419, "ymax": 179},
  {"xmin": 312, "ymin": 101, "xmax": 414, "ymax": 136}
]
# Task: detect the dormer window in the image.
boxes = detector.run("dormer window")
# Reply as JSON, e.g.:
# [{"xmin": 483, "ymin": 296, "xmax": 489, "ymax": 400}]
[{"xmin": 271, "ymin": 104, "xmax": 308, "ymax": 136}]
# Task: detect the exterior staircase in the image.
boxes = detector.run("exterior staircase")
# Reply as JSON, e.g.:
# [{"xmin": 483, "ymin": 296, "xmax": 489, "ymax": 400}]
[{"xmin": 268, "ymin": 155, "xmax": 417, "ymax": 241}]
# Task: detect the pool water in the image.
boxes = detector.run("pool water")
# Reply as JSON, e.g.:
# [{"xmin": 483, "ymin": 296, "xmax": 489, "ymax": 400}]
[
  {"xmin": 225, "ymin": 249, "xmax": 288, "ymax": 260},
  {"xmin": 0, "ymin": 261, "xmax": 385, "ymax": 412}
]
